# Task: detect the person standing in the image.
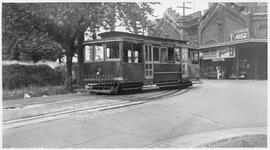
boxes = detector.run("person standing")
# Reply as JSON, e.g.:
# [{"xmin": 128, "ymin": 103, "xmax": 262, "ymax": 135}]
[{"xmin": 216, "ymin": 66, "xmax": 221, "ymax": 80}]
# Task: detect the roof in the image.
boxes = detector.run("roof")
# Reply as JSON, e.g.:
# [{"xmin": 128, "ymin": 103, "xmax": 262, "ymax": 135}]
[
  {"xmin": 82, "ymin": 31, "xmax": 187, "ymax": 45},
  {"xmin": 98, "ymin": 31, "xmax": 186, "ymax": 43}
]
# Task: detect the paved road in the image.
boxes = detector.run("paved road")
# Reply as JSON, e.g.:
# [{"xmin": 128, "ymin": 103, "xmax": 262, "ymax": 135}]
[{"xmin": 3, "ymin": 80, "xmax": 267, "ymax": 148}]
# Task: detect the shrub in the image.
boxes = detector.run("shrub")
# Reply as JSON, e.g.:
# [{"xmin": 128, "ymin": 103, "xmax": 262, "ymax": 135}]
[{"xmin": 2, "ymin": 64, "xmax": 66, "ymax": 89}]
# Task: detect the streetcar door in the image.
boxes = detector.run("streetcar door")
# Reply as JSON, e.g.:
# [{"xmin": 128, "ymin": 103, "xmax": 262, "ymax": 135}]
[
  {"xmin": 144, "ymin": 44, "xmax": 153, "ymax": 80},
  {"xmin": 175, "ymin": 47, "xmax": 182, "ymax": 78},
  {"xmin": 182, "ymin": 47, "xmax": 189, "ymax": 78}
]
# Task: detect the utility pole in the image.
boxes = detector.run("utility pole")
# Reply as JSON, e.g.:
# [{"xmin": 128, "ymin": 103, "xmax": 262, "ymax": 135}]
[{"xmin": 177, "ymin": 2, "xmax": 192, "ymax": 16}]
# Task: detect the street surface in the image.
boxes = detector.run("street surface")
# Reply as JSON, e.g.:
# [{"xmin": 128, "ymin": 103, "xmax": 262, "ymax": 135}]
[{"xmin": 2, "ymin": 80, "xmax": 267, "ymax": 148}]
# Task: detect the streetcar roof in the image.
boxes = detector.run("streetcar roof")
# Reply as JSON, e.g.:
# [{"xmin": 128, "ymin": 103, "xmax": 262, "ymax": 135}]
[{"xmin": 83, "ymin": 31, "xmax": 187, "ymax": 45}]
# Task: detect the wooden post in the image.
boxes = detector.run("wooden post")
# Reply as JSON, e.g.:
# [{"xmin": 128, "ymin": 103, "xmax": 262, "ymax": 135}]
[
  {"xmin": 119, "ymin": 41, "xmax": 123, "ymax": 61},
  {"xmin": 236, "ymin": 46, "xmax": 239, "ymax": 80},
  {"xmin": 254, "ymin": 51, "xmax": 258, "ymax": 79}
]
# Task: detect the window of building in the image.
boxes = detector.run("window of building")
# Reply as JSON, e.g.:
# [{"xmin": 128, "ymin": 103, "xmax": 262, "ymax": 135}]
[
  {"xmin": 168, "ymin": 47, "xmax": 174, "ymax": 63},
  {"xmin": 106, "ymin": 42, "xmax": 120, "ymax": 59},
  {"xmin": 94, "ymin": 44, "xmax": 104, "ymax": 61},
  {"xmin": 161, "ymin": 48, "xmax": 167, "ymax": 63},
  {"xmin": 153, "ymin": 47, "xmax": 160, "ymax": 62},
  {"xmin": 175, "ymin": 47, "xmax": 181, "ymax": 63}
]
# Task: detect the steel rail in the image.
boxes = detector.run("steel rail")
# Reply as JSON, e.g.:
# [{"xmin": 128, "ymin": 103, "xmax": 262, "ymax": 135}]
[{"xmin": 3, "ymin": 88, "xmax": 189, "ymax": 130}]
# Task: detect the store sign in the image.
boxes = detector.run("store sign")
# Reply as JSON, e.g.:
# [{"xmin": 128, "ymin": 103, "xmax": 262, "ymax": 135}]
[
  {"xmin": 231, "ymin": 28, "xmax": 249, "ymax": 41},
  {"xmin": 202, "ymin": 51, "xmax": 217, "ymax": 60},
  {"xmin": 217, "ymin": 46, "xmax": 235, "ymax": 58},
  {"xmin": 213, "ymin": 58, "xmax": 225, "ymax": 62},
  {"xmin": 202, "ymin": 46, "xmax": 235, "ymax": 60}
]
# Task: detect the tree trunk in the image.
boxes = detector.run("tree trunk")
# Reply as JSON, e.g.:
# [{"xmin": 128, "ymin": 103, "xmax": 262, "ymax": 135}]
[
  {"xmin": 76, "ymin": 26, "xmax": 85, "ymax": 88},
  {"xmin": 65, "ymin": 46, "xmax": 74, "ymax": 91},
  {"xmin": 77, "ymin": 45, "xmax": 84, "ymax": 88}
]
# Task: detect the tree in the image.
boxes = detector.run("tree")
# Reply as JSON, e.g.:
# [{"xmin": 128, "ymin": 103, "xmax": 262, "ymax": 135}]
[
  {"xmin": 101, "ymin": 3, "xmax": 118, "ymax": 31},
  {"xmin": 20, "ymin": 32, "xmax": 63, "ymax": 62},
  {"xmin": 39, "ymin": 3, "xmax": 105, "ymax": 90},
  {"xmin": 118, "ymin": 2, "xmax": 158, "ymax": 35},
  {"xmin": 2, "ymin": 3, "xmax": 63, "ymax": 62},
  {"xmin": 3, "ymin": 2, "xmax": 157, "ymax": 91},
  {"xmin": 140, "ymin": 2, "xmax": 159, "ymax": 35}
]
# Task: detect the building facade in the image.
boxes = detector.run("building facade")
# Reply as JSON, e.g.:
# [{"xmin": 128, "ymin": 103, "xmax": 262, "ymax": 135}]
[
  {"xmin": 150, "ymin": 2, "xmax": 267, "ymax": 79},
  {"xmin": 199, "ymin": 3, "xmax": 267, "ymax": 79}
]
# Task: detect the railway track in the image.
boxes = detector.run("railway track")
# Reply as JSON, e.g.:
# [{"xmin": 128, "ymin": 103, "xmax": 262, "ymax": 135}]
[{"xmin": 3, "ymin": 88, "xmax": 190, "ymax": 130}]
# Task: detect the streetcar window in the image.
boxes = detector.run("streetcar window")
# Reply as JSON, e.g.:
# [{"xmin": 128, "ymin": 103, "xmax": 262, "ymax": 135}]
[
  {"xmin": 123, "ymin": 42, "xmax": 132, "ymax": 63},
  {"xmin": 84, "ymin": 45, "xmax": 94, "ymax": 62},
  {"xmin": 94, "ymin": 44, "xmax": 104, "ymax": 61},
  {"xmin": 134, "ymin": 51, "xmax": 138, "ymax": 63},
  {"xmin": 168, "ymin": 47, "xmax": 174, "ymax": 63},
  {"xmin": 133, "ymin": 43, "xmax": 143, "ymax": 63},
  {"xmin": 189, "ymin": 50, "xmax": 194, "ymax": 63},
  {"xmin": 153, "ymin": 47, "xmax": 160, "ymax": 62},
  {"xmin": 106, "ymin": 42, "xmax": 120, "ymax": 59},
  {"xmin": 161, "ymin": 48, "xmax": 167, "ymax": 63},
  {"xmin": 182, "ymin": 47, "xmax": 188, "ymax": 63},
  {"xmin": 149, "ymin": 45, "xmax": 152, "ymax": 61},
  {"xmin": 175, "ymin": 47, "xmax": 181, "ymax": 63},
  {"xmin": 145, "ymin": 45, "xmax": 149, "ymax": 61},
  {"xmin": 189, "ymin": 49, "xmax": 199, "ymax": 64},
  {"xmin": 193, "ymin": 50, "xmax": 199, "ymax": 64}
]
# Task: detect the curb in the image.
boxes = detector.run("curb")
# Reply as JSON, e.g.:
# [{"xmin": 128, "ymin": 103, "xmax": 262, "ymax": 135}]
[{"xmin": 147, "ymin": 127, "xmax": 267, "ymax": 148}]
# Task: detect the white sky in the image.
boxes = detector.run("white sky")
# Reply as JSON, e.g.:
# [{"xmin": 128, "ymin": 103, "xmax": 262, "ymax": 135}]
[
  {"xmin": 111, "ymin": 1, "xmax": 210, "ymax": 33},
  {"xmin": 152, "ymin": 1, "xmax": 210, "ymax": 19}
]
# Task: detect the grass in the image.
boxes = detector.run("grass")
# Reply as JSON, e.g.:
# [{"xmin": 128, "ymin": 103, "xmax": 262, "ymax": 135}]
[{"xmin": 3, "ymin": 85, "xmax": 71, "ymax": 100}]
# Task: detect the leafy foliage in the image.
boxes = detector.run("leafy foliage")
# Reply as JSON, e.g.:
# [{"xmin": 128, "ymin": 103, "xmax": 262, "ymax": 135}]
[
  {"xmin": 2, "ymin": 64, "xmax": 65, "ymax": 89},
  {"xmin": 2, "ymin": 2, "xmax": 158, "ymax": 90},
  {"xmin": 118, "ymin": 2, "xmax": 158, "ymax": 34},
  {"xmin": 2, "ymin": 3, "xmax": 63, "ymax": 62}
]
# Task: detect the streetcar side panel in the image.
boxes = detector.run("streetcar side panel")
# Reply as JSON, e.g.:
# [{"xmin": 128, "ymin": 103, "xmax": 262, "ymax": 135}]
[
  {"xmin": 83, "ymin": 61, "xmax": 122, "ymax": 82},
  {"xmin": 122, "ymin": 63, "xmax": 144, "ymax": 83},
  {"xmin": 153, "ymin": 64, "xmax": 181, "ymax": 83}
]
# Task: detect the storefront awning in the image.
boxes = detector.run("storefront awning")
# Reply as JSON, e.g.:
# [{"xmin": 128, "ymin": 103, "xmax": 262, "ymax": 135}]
[{"xmin": 200, "ymin": 39, "xmax": 267, "ymax": 49}]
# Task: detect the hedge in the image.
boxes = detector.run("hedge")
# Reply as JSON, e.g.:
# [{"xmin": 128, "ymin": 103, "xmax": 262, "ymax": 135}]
[{"xmin": 2, "ymin": 64, "xmax": 65, "ymax": 89}]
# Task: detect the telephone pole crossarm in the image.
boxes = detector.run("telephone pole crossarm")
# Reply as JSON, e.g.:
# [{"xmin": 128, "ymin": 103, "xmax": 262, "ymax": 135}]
[{"xmin": 177, "ymin": 2, "xmax": 192, "ymax": 16}]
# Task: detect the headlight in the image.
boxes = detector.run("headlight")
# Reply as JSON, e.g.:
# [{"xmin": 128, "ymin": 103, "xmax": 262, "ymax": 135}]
[{"xmin": 96, "ymin": 68, "xmax": 101, "ymax": 75}]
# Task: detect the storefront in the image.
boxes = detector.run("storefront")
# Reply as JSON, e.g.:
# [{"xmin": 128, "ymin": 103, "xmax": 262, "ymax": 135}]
[
  {"xmin": 150, "ymin": 3, "xmax": 267, "ymax": 80},
  {"xmin": 200, "ymin": 39, "xmax": 267, "ymax": 79}
]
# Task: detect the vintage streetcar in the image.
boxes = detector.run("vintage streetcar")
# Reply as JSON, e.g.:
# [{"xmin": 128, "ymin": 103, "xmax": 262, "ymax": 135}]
[{"xmin": 83, "ymin": 32, "xmax": 200, "ymax": 94}]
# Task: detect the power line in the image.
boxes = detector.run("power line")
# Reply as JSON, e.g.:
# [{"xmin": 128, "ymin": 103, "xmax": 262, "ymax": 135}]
[{"xmin": 177, "ymin": 2, "xmax": 192, "ymax": 16}]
